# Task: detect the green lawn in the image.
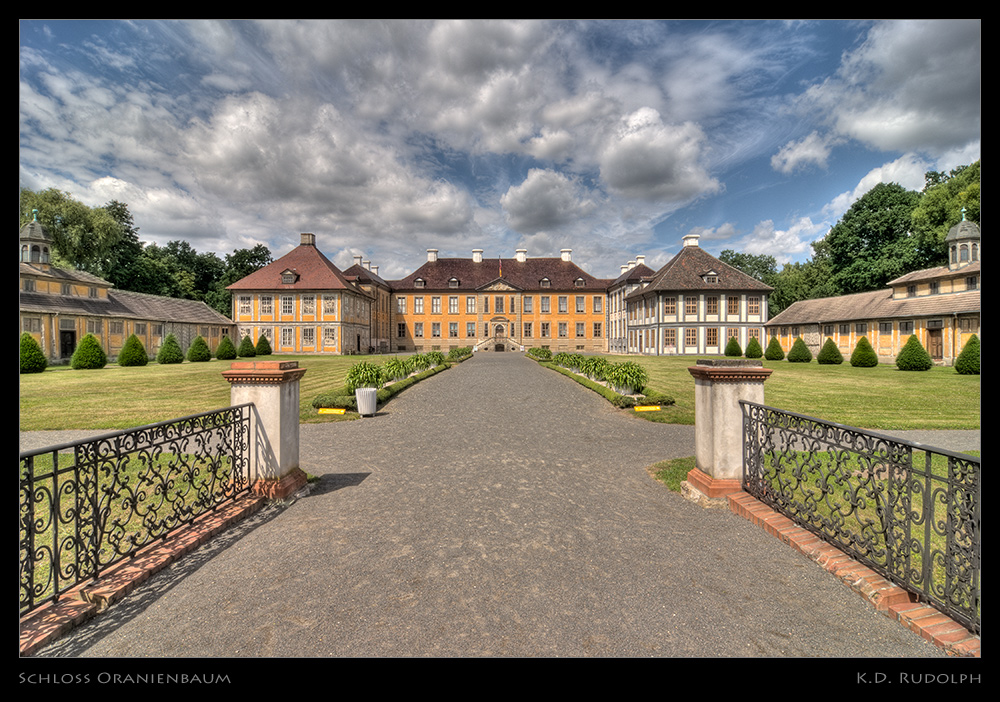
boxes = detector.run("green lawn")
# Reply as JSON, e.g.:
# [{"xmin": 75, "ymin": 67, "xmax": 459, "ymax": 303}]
[
  {"xmin": 19, "ymin": 355, "xmax": 368, "ymax": 431},
  {"xmin": 617, "ymin": 355, "xmax": 980, "ymax": 431},
  {"xmin": 19, "ymin": 353, "xmax": 980, "ymax": 432}
]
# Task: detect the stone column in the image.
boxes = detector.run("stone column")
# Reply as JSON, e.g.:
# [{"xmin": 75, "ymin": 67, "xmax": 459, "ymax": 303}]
[
  {"xmin": 222, "ymin": 360, "xmax": 307, "ymax": 500},
  {"xmin": 683, "ymin": 359, "xmax": 772, "ymax": 507}
]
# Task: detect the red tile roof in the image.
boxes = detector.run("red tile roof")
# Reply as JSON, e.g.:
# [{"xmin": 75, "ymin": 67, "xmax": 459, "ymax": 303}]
[
  {"xmin": 390, "ymin": 257, "xmax": 612, "ymax": 292},
  {"xmin": 226, "ymin": 242, "xmax": 364, "ymax": 294}
]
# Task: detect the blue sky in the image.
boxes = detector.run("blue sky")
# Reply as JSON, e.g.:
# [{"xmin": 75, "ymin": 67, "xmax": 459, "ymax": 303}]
[{"xmin": 19, "ymin": 20, "xmax": 981, "ymax": 280}]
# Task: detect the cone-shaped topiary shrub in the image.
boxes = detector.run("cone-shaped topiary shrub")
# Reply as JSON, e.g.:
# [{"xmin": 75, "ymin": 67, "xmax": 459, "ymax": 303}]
[
  {"xmin": 71, "ymin": 333, "xmax": 108, "ymax": 369},
  {"xmin": 237, "ymin": 335, "xmax": 256, "ymax": 358},
  {"xmin": 20, "ymin": 333, "xmax": 47, "ymax": 374},
  {"xmin": 787, "ymin": 337, "xmax": 812, "ymax": 363},
  {"xmin": 255, "ymin": 334, "xmax": 272, "ymax": 356},
  {"xmin": 850, "ymin": 336, "xmax": 879, "ymax": 367},
  {"xmin": 156, "ymin": 333, "xmax": 185, "ymax": 364},
  {"xmin": 724, "ymin": 337, "xmax": 742, "ymax": 357},
  {"xmin": 955, "ymin": 334, "xmax": 980, "ymax": 375},
  {"xmin": 817, "ymin": 338, "xmax": 843, "ymax": 365},
  {"xmin": 117, "ymin": 334, "xmax": 149, "ymax": 366},
  {"xmin": 186, "ymin": 335, "xmax": 212, "ymax": 362},
  {"xmin": 215, "ymin": 335, "xmax": 237, "ymax": 360},
  {"xmin": 895, "ymin": 334, "xmax": 933, "ymax": 371},
  {"xmin": 744, "ymin": 336, "xmax": 763, "ymax": 359},
  {"xmin": 764, "ymin": 336, "xmax": 785, "ymax": 361}
]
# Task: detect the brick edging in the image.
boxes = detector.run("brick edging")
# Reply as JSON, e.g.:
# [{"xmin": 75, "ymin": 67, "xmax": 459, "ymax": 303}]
[
  {"xmin": 726, "ymin": 491, "xmax": 980, "ymax": 658},
  {"xmin": 19, "ymin": 491, "xmax": 268, "ymax": 657}
]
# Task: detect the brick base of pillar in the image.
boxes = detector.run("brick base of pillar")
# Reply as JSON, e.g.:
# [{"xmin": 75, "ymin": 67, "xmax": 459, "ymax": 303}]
[
  {"xmin": 252, "ymin": 467, "xmax": 308, "ymax": 500},
  {"xmin": 681, "ymin": 467, "xmax": 742, "ymax": 508}
]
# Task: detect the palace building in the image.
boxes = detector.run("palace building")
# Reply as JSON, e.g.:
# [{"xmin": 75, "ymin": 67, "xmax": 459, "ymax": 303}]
[
  {"xmin": 390, "ymin": 247, "xmax": 612, "ymax": 354},
  {"xmin": 224, "ymin": 231, "xmax": 779, "ymax": 358},
  {"xmin": 623, "ymin": 234, "xmax": 772, "ymax": 356},
  {"xmin": 226, "ymin": 233, "xmax": 373, "ymax": 354},
  {"xmin": 765, "ymin": 216, "xmax": 981, "ymax": 365},
  {"xmin": 19, "ymin": 213, "xmax": 235, "ymax": 363}
]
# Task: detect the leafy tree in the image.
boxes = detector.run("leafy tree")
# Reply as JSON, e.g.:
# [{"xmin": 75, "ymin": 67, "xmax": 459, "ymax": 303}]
[
  {"xmin": 813, "ymin": 182, "xmax": 922, "ymax": 296},
  {"xmin": 787, "ymin": 337, "xmax": 812, "ymax": 363},
  {"xmin": 766, "ymin": 258, "xmax": 839, "ymax": 317},
  {"xmin": 817, "ymin": 338, "xmax": 843, "ymax": 365},
  {"xmin": 237, "ymin": 335, "xmax": 256, "ymax": 358},
  {"xmin": 911, "ymin": 161, "xmax": 980, "ymax": 265},
  {"xmin": 255, "ymin": 334, "xmax": 273, "ymax": 356},
  {"xmin": 850, "ymin": 337, "xmax": 879, "ymax": 367},
  {"xmin": 19, "ymin": 188, "xmax": 126, "ymax": 274},
  {"xmin": 20, "ymin": 333, "xmax": 47, "ymax": 374},
  {"xmin": 764, "ymin": 336, "xmax": 785, "ymax": 361},
  {"xmin": 724, "ymin": 337, "xmax": 742, "ymax": 357},
  {"xmin": 954, "ymin": 334, "xmax": 980, "ymax": 375},
  {"xmin": 895, "ymin": 335, "xmax": 933, "ymax": 371},
  {"xmin": 117, "ymin": 334, "xmax": 149, "ymax": 366},
  {"xmin": 156, "ymin": 334, "xmax": 185, "ymax": 364},
  {"xmin": 718, "ymin": 250, "xmax": 778, "ymax": 284},
  {"xmin": 744, "ymin": 336, "xmax": 763, "ymax": 359},
  {"xmin": 71, "ymin": 333, "xmax": 108, "ymax": 369},
  {"xmin": 186, "ymin": 335, "xmax": 212, "ymax": 362},
  {"xmin": 215, "ymin": 335, "xmax": 237, "ymax": 360}
]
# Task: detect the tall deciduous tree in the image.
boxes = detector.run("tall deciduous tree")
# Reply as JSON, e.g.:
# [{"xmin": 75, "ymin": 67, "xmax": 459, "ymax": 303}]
[
  {"xmin": 911, "ymin": 160, "xmax": 980, "ymax": 265},
  {"xmin": 19, "ymin": 188, "xmax": 125, "ymax": 273},
  {"xmin": 813, "ymin": 182, "xmax": 921, "ymax": 296}
]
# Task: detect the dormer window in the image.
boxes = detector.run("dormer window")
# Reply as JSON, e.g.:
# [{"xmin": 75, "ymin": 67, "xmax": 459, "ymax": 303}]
[
  {"xmin": 540, "ymin": 277, "xmax": 551, "ymax": 288},
  {"xmin": 414, "ymin": 278, "xmax": 425, "ymax": 289},
  {"xmin": 703, "ymin": 272, "xmax": 718, "ymax": 284},
  {"xmin": 448, "ymin": 277, "xmax": 460, "ymax": 289},
  {"xmin": 574, "ymin": 278, "xmax": 585, "ymax": 288},
  {"xmin": 280, "ymin": 269, "xmax": 299, "ymax": 284}
]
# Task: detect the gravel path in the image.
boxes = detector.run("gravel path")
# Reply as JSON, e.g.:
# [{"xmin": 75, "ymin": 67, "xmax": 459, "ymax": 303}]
[{"xmin": 29, "ymin": 354, "xmax": 954, "ymax": 658}]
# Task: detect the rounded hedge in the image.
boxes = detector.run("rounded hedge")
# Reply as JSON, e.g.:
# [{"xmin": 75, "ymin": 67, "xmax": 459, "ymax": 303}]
[
  {"xmin": 20, "ymin": 333, "xmax": 47, "ymax": 374},
  {"xmin": 215, "ymin": 335, "xmax": 237, "ymax": 360},
  {"xmin": 237, "ymin": 335, "xmax": 256, "ymax": 358},
  {"xmin": 117, "ymin": 334, "xmax": 149, "ymax": 366},
  {"xmin": 724, "ymin": 337, "xmax": 742, "ymax": 357},
  {"xmin": 817, "ymin": 338, "xmax": 843, "ymax": 365},
  {"xmin": 187, "ymin": 335, "xmax": 212, "ymax": 362},
  {"xmin": 764, "ymin": 336, "xmax": 785, "ymax": 361},
  {"xmin": 156, "ymin": 334, "xmax": 185, "ymax": 365},
  {"xmin": 71, "ymin": 333, "xmax": 108, "ymax": 370},
  {"xmin": 744, "ymin": 336, "xmax": 763, "ymax": 359},
  {"xmin": 895, "ymin": 334, "xmax": 933, "ymax": 371},
  {"xmin": 849, "ymin": 336, "xmax": 879, "ymax": 367},
  {"xmin": 787, "ymin": 337, "xmax": 812, "ymax": 363},
  {"xmin": 255, "ymin": 334, "xmax": 272, "ymax": 356},
  {"xmin": 955, "ymin": 334, "xmax": 980, "ymax": 375}
]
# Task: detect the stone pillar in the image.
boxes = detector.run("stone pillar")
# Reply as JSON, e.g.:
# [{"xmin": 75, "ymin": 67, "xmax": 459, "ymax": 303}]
[
  {"xmin": 683, "ymin": 359, "xmax": 772, "ymax": 507},
  {"xmin": 222, "ymin": 360, "xmax": 307, "ymax": 500}
]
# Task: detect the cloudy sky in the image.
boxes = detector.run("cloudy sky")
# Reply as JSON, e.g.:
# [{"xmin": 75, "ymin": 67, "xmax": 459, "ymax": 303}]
[{"xmin": 19, "ymin": 20, "xmax": 980, "ymax": 280}]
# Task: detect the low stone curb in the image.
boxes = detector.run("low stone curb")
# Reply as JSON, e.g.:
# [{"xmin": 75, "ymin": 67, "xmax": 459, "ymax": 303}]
[
  {"xmin": 727, "ymin": 491, "xmax": 980, "ymax": 658},
  {"xmin": 19, "ymin": 491, "xmax": 268, "ymax": 657}
]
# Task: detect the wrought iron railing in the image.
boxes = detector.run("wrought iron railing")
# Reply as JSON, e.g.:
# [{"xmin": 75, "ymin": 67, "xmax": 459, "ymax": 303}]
[
  {"xmin": 19, "ymin": 404, "xmax": 253, "ymax": 616},
  {"xmin": 741, "ymin": 401, "xmax": 980, "ymax": 635}
]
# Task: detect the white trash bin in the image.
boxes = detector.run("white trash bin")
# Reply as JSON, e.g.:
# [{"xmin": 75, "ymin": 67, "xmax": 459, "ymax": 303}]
[{"xmin": 355, "ymin": 387, "xmax": 378, "ymax": 417}]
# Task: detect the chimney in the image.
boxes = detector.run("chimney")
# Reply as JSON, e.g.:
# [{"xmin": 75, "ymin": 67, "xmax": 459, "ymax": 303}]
[
  {"xmin": 621, "ymin": 264, "xmax": 628, "ymax": 274},
  {"xmin": 371, "ymin": 265, "xmax": 379, "ymax": 276},
  {"xmin": 300, "ymin": 233, "xmax": 316, "ymax": 246},
  {"xmin": 560, "ymin": 249, "xmax": 572, "ymax": 262},
  {"xmin": 682, "ymin": 234, "xmax": 700, "ymax": 248},
  {"xmin": 473, "ymin": 249, "xmax": 483, "ymax": 263},
  {"xmin": 363, "ymin": 260, "xmax": 370, "ymax": 270},
  {"xmin": 427, "ymin": 249, "xmax": 438, "ymax": 262},
  {"xmin": 515, "ymin": 249, "xmax": 527, "ymax": 262},
  {"xmin": 627, "ymin": 260, "xmax": 636, "ymax": 270},
  {"xmin": 635, "ymin": 255, "xmax": 645, "ymax": 267},
  {"xmin": 353, "ymin": 255, "xmax": 363, "ymax": 266}
]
